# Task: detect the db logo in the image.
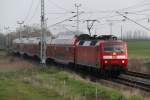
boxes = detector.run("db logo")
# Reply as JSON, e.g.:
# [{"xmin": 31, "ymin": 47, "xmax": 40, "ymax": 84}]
[{"xmin": 112, "ymin": 56, "xmax": 117, "ymax": 59}]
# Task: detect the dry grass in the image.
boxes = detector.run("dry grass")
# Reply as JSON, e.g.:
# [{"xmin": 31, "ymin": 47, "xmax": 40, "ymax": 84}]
[
  {"xmin": 0, "ymin": 54, "xmax": 35, "ymax": 72},
  {"xmin": 58, "ymin": 67, "xmax": 150, "ymax": 99},
  {"xmin": 128, "ymin": 58, "xmax": 150, "ymax": 74},
  {"xmin": 0, "ymin": 51, "xmax": 148, "ymax": 100},
  {"xmin": 97, "ymin": 79, "xmax": 150, "ymax": 100}
]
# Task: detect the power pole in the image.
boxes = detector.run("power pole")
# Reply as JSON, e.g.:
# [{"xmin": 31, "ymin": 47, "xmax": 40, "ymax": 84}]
[
  {"xmin": 84, "ymin": 20, "xmax": 99, "ymax": 36},
  {"xmin": 40, "ymin": 0, "xmax": 46, "ymax": 64},
  {"xmin": 75, "ymin": 4, "xmax": 81, "ymax": 34},
  {"xmin": 17, "ymin": 21, "xmax": 24, "ymax": 39}
]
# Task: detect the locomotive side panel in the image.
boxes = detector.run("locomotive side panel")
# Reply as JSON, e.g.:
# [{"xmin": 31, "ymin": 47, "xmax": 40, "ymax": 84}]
[{"xmin": 76, "ymin": 46, "xmax": 99, "ymax": 68}]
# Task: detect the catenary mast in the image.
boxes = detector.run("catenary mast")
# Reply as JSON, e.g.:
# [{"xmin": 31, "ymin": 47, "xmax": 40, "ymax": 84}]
[{"xmin": 40, "ymin": 0, "xmax": 46, "ymax": 64}]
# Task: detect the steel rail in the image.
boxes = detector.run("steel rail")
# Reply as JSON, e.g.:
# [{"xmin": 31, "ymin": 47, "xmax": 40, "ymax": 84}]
[
  {"xmin": 112, "ymin": 75, "xmax": 150, "ymax": 92},
  {"xmin": 126, "ymin": 71, "xmax": 150, "ymax": 80}
]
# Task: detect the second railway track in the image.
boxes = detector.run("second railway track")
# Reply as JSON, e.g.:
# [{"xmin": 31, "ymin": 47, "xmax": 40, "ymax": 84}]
[
  {"xmin": 112, "ymin": 75, "xmax": 150, "ymax": 92},
  {"xmin": 126, "ymin": 71, "xmax": 150, "ymax": 80},
  {"xmin": 111, "ymin": 71, "xmax": 150, "ymax": 92}
]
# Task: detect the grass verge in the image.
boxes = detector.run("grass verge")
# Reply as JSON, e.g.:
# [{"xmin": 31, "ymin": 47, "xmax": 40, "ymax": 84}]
[
  {"xmin": 128, "ymin": 40, "xmax": 150, "ymax": 58},
  {"xmin": 0, "ymin": 66, "xmax": 143, "ymax": 100}
]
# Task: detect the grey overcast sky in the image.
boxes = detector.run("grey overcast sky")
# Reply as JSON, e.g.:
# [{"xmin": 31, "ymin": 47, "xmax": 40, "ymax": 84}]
[{"xmin": 0, "ymin": 0, "xmax": 150, "ymax": 36}]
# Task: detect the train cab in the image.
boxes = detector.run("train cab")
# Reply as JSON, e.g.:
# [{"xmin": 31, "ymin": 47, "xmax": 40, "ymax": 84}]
[
  {"xmin": 100, "ymin": 40, "xmax": 128, "ymax": 72},
  {"xmin": 75, "ymin": 34, "xmax": 128, "ymax": 75}
]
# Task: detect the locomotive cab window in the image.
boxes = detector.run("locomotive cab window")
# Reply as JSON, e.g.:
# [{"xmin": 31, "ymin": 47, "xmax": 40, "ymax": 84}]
[{"xmin": 104, "ymin": 43, "xmax": 125, "ymax": 52}]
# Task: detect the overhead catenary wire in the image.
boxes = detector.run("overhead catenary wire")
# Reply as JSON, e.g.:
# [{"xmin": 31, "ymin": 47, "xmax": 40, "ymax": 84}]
[
  {"xmin": 48, "ymin": 15, "xmax": 78, "ymax": 28},
  {"xmin": 47, "ymin": 12, "xmax": 73, "ymax": 15},
  {"xmin": 46, "ymin": 0, "xmax": 72, "ymax": 12},
  {"xmin": 26, "ymin": 0, "xmax": 41, "ymax": 24},
  {"xmin": 88, "ymin": 12, "xmax": 150, "ymax": 24},
  {"xmin": 123, "ymin": 12, "xmax": 150, "ymax": 16},
  {"xmin": 133, "ymin": 8, "xmax": 150, "ymax": 13},
  {"xmin": 21, "ymin": 0, "xmax": 150, "ymax": 36},
  {"xmin": 116, "ymin": 11, "xmax": 150, "ymax": 32},
  {"xmin": 118, "ymin": 8, "xmax": 150, "ymax": 15},
  {"xmin": 47, "ymin": 13, "xmax": 74, "ymax": 21},
  {"xmin": 81, "ymin": 2, "xmax": 150, "ymax": 24},
  {"xmin": 48, "ymin": 12, "xmax": 84, "ymax": 28},
  {"xmin": 87, "ymin": 3, "xmax": 150, "ymax": 26},
  {"xmin": 24, "ymin": 0, "xmax": 34, "ymax": 23},
  {"xmin": 81, "ymin": 2, "xmax": 150, "ymax": 14},
  {"xmin": 117, "ymin": 2, "xmax": 150, "ymax": 11},
  {"xmin": 96, "ymin": 16, "xmax": 150, "ymax": 27}
]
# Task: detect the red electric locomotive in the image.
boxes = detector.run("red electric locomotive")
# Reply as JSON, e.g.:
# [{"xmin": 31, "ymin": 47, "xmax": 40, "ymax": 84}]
[
  {"xmin": 12, "ymin": 33, "xmax": 128, "ymax": 76},
  {"xmin": 75, "ymin": 35, "xmax": 128, "ymax": 75}
]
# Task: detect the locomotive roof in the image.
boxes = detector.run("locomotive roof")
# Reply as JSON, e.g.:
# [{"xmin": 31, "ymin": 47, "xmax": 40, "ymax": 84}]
[{"xmin": 76, "ymin": 39, "xmax": 125, "ymax": 46}]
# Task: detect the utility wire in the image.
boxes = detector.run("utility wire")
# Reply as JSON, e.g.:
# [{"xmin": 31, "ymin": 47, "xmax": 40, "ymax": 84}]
[
  {"xmin": 24, "ymin": 0, "xmax": 34, "ymax": 23},
  {"xmin": 46, "ymin": 0, "xmax": 72, "ymax": 12},
  {"xmin": 47, "ymin": 13, "xmax": 74, "ymax": 22},
  {"xmin": 116, "ymin": 11, "xmax": 150, "ymax": 32},
  {"xmin": 27, "ymin": 0, "xmax": 40, "ymax": 24},
  {"xmin": 121, "ymin": 9, "xmax": 150, "ymax": 16},
  {"xmin": 134, "ymin": 8, "xmax": 150, "ymax": 13},
  {"xmin": 124, "ymin": 12, "xmax": 150, "ymax": 17},
  {"xmin": 94, "ymin": 4, "xmax": 150, "ymax": 22},
  {"xmin": 47, "ymin": 12, "xmax": 73, "ymax": 15},
  {"xmin": 117, "ymin": 2, "xmax": 150, "ymax": 11},
  {"xmin": 48, "ymin": 12, "xmax": 84, "ymax": 28},
  {"xmin": 82, "ymin": 2, "xmax": 150, "ymax": 14},
  {"xmin": 97, "ymin": 15, "xmax": 121, "ymax": 20},
  {"xmin": 96, "ymin": 16, "xmax": 150, "ymax": 27},
  {"xmin": 48, "ymin": 15, "xmax": 78, "ymax": 28}
]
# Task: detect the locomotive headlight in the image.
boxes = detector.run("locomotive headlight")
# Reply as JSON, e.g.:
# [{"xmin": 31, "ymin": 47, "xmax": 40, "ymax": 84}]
[
  {"xmin": 104, "ymin": 60, "xmax": 108, "ymax": 64},
  {"xmin": 122, "ymin": 60, "xmax": 125, "ymax": 63}
]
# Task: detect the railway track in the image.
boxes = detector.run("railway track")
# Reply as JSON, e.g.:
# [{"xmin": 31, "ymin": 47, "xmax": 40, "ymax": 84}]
[
  {"xmin": 111, "ymin": 71, "xmax": 150, "ymax": 92},
  {"xmin": 126, "ymin": 71, "xmax": 150, "ymax": 80}
]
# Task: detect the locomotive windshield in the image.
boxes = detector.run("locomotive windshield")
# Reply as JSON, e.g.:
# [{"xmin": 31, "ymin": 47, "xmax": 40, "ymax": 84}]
[{"xmin": 104, "ymin": 43, "xmax": 125, "ymax": 52}]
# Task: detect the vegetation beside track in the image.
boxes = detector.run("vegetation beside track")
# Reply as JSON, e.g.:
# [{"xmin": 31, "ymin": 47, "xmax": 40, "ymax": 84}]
[
  {"xmin": 127, "ymin": 40, "xmax": 150, "ymax": 58},
  {"xmin": 0, "ymin": 51, "xmax": 144, "ymax": 100},
  {"xmin": 127, "ymin": 40, "xmax": 150, "ymax": 74}
]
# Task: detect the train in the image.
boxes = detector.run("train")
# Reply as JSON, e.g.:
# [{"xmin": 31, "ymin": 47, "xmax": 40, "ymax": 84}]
[{"xmin": 12, "ymin": 33, "xmax": 128, "ymax": 76}]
